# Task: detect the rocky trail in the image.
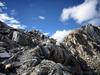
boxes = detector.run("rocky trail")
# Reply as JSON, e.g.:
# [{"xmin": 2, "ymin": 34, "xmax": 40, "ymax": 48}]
[{"xmin": 0, "ymin": 21, "xmax": 100, "ymax": 75}]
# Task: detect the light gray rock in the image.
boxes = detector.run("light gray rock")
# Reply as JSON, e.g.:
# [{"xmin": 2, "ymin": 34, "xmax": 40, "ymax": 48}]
[
  {"xmin": 31, "ymin": 60, "xmax": 72, "ymax": 75},
  {"xmin": 0, "ymin": 52, "xmax": 10, "ymax": 58}
]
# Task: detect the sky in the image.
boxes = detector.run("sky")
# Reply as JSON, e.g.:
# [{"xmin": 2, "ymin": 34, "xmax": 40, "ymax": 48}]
[{"xmin": 0, "ymin": 0, "xmax": 100, "ymax": 42}]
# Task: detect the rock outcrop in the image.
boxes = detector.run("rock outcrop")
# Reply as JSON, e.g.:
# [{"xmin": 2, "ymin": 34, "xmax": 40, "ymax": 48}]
[
  {"xmin": 0, "ymin": 21, "xmax": 100, "ymax": 75},
  {"xmin": 64, "ymin": 24, "xmax": 100, "ymax": 75}
]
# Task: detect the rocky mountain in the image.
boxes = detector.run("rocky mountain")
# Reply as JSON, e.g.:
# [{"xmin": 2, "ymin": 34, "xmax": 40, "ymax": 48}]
[
  {"xmin": 0, "ymin": 21, "xmax": 100, "ymax": 75},
  {"xmin": 63, "ymin": 24, "xmax": 100, "ymax": 75}
]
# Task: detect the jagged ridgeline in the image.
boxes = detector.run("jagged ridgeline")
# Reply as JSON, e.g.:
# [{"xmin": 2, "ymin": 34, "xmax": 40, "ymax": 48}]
[{"xmin": 0, "ymin": 21, "xmax": 100, "ymax": 75}]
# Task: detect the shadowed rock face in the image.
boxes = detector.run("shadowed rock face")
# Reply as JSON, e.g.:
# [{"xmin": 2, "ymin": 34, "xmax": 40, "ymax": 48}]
[
  {"xmin": 0, "ymin": 21, "xmax": 100, "ymax": 75},
  {"xmin": 64, "ymin": 24, "xmax": 100, "ymax": 75}
]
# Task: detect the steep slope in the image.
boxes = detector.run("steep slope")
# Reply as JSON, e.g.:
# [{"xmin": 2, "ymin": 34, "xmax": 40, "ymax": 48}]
[
  {"xmin": 0, "ymin": 21, "xmax": 82, "ymax": 75},
  {"xmin": 63, "ymin": 24, "xmax": 100, "ymax": 74}
]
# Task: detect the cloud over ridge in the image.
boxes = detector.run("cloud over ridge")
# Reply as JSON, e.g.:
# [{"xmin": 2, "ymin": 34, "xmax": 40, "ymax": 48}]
[
  {"xmin": 0, "ymin": 1, "xmax": 26, "ymax": 29},
  {"xmin": 51, "ymin": 30, "xmax": 72, "ymax": 43}
]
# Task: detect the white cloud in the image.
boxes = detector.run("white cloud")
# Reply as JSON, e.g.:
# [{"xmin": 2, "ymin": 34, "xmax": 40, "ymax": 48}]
[
  {"xmin": 0, "ymin": 1, "xmax": 7, "ymax": 12},
  {"xmin": 11, "ymin": 24, "xmax": 26, "ymax": 29},
  {"xmin": 10, "ymin": 19, "xmax": 20, "ymax": 24},
  {"xmin": 88, "ymin": 18, "xmax": 100, "ymax": 25},
  {"xmin": 0, "ymin": 1, "xmax": 27, "ymax": 29},
  {"xmin": 0, "ymin": 1, "xmax": 5, "ymax": 7},
  {"xmin": 43, "ymin": 32, "xmax": 50, "ymax": 36},
  {"xmin": 0, "ymin": 13, "xmax": 14, "ymax": 22},
  {"xmin": 10, "ymin": 9, "xmax": 16, "ymax": 16},
  {"xmin": 61, "ymin": 0, "xmax": 100, "ymax": 24},
  {"xmin": 51, "ymin": 30, "xmax": 72, "ymax": 43},
  {"xmin": 38, "ymin": 16, "xmax": 45, "ymax": 20},
  {"xmin": 0, "ymin": 13, "xmax": 26, "ymax": 29}
]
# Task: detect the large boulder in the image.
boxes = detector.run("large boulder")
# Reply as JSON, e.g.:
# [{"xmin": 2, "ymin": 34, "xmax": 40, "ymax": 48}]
[{"xmin": 12, "ymin": 31, "xmax": 32, "ymax": 46}]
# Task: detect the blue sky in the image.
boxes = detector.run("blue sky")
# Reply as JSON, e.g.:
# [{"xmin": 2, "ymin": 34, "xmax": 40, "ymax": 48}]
[{"xmin": 0, "ymin": 0, "xmax": 100, "ymax": 41}]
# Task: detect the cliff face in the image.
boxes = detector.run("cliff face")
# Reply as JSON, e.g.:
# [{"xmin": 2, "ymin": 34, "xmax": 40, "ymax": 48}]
[
  {"xmin": 0, "ymin": 21, "xmax": 100, "ymax": 75},
  {"xmin": 63, "ymin": 24, "xmax": 100, "ymax": 74}
]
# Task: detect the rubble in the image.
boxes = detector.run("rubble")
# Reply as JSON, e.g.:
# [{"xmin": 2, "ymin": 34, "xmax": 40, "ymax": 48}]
[{"xmin": 0, "ymin": 21, "xmax": 100, "ymax": 75}]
